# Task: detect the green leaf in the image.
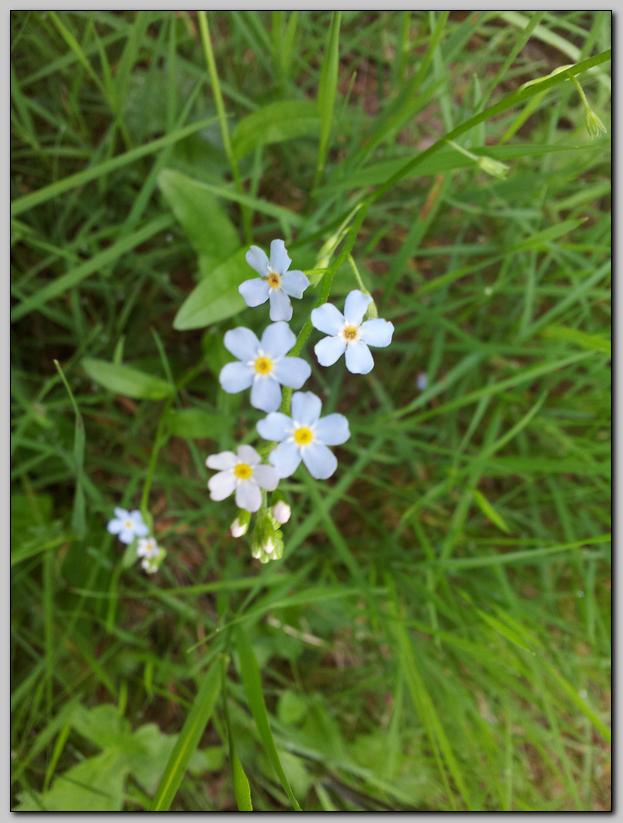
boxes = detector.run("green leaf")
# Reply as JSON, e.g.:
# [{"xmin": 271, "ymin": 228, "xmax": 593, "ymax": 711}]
[
  {"xmin": 232, "ymin": 100, "xmax": 320, "ymax": 158},
  {"xmin": 16, "ymin": 750, "xmax": 128, "ymax": 812},
  {"xmin": 277, "ymin": 690, "xmax": 308, "ymax": 726},
  {"xmin": 232, "ymin": 751, "xmax": 253, "ymax": 811},
  {"xmin": 158, "ymin": 168, "xmax": 239, "ymax": 263},
  {"xmin": 174, "ymin": 248, "xmax": 247, "ymax": 330},
  {"xmin": 82, "ymin": 358, "xmax": 174, "ymax": 400},
  {"xmin": 541, "ymin": 324, "xmax": 611, "ymax": 355},
  {"xmin": 165, "ymin": 408, "xmax": 229, "ymax": 439},
  {"xmin": 316, "ymin": 12, "xmax": 341, "ymax": 179},
  {"xmin": 235, "ymin": 625, "xmax": 302, "ymax": 810},
  {"xmin": 472, "ymin": 489, "xmax": 511, "ymax": 534},
  {"xmin": 54, "ymin": 360, "xmax": 86, "ymax": 538},
  {"xmin": 151, "ymin": 659, "xmax": 221, "ymax": 811},
  {"xmin": 71, "ymin": 704, "xmax": 132, "ymax": 750}
]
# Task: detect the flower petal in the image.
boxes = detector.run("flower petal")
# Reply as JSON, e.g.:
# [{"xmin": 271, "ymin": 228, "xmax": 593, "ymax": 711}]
[
  {"xmin": 261, "ymin": 321, "xmax": 295, "ymax": 357},
  {"xmin": 311, "ymin": 303, "xmax": 344, "ymax": 335},
  {"xmin": 315, "ymin": 335, "xmax": 346, "ymax": 367},
  {"xmin": 291, "ymin": 391, "xmax": 322, "ymax": 424},
  {"xmin": 119, "ymin": 528, "xmax": 136, "ymax": 544},
  {"xmin": 302, "ymin": 442, "xmax": 338, "ymax": 480},
  {"xmin": 281, "ymin": 270, "xmax": 309, "ymax": 299},
  {"xmin": 236, "ymin": 480, "xmax": 262, "ymax": 512},
  {"xmin": 273, "ymin": 357, "xmax": 311, "ymax": 389},
  {"xmin": 237, "ymin": 444, "xmax": 261, "ymax": 466},
  {"xmin": 206, "ymin": 450, "xmax": 237, "ymax": 470},
  {"xmin": 257, "ymin": 412, "xmax": 292, "ymax": 442},
  {"xmin": 360, "ymin": 318, "xmax": 394, "ymax": 348},
  {"xmin": 134, "ymin": 522, "xmax": 149, "ymax": 537},
  {"xmin": 268, "ymin": 288, "xmax": 293, "ymax": 322},
  {"xmin": 107, "ymin": 519, "xmax": 122, "ymax": 534},
  {"xmin": 114, "ymin": 507, "xmax": 129, "ymax": 519},
  {"xmin": 254, "ymin": 464, "xmax": 279, "ymax": 491},
  {"xmin": 208, "ymin": 469, "xmax": 236, "ymax": 501},
  {"xmin": 224, "ymin": 327, "xmax": 259, "ymax": 361},
  {"xmin": 345, "ymin": 341, "xmax": 374, "ymax": 374},
  {"xmin": 315, "ymin": 413, "xmax": 350, "ymax": 446},
  {"xmin": 246, "ymin": 245, "xmax": 269, "ymax": 276},
  {"xmin": 344, "ymin": 289, "xmax": 373, "ymax": 325},
  {"xmin": 269, "ymin": 239, "xmax": 291, "ymax": 274},
  {"xmin": 251, "ymin": 376, "xmax": 282, "ymax": 412},
  {"xmin": 239, "ymin": 277, "xmax": 270, "ymax": 308},
  {"xmin": 269, "ymin": 440, "xmax": 302, "ymax": 478},
  {"xmin": 219, "ymin": 362, "xmax": 254, "ymax": 393}
]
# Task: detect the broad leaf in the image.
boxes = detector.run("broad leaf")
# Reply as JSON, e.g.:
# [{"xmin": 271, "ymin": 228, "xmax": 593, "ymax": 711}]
[
  {"xmin": 158, "ymin": 168, "xmax": 239, "ymax": 264},
  {"xmin": 82, "ymin": 358, "xmax": 173, "ymax": 400},
  {"xmin": 165, "ymin": 408, "xmax": 229, "ymax": 439},
  {"xmin": 232, "ymin": 100, "xmax": 320, "ymax": 158},
  {"xmin": 174, "ymin": 248, "xmax": 247, "ymax": 330}
]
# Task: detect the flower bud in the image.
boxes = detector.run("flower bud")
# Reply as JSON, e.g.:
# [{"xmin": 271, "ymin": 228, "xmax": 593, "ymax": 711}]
[
  {"xmin": 585, "ymin": 109, "xmax": 607, "ymax": 139},
  {"xmin": 230, "ymin": 509, "xmax": 251, "ymax": 538},
  {"xmin": 272, "ymin": 500, "xmax": 291, "ymax": 524},
  {"xmin": 477, "ymin": 156, "xmax": 510, "ymax": 180}
]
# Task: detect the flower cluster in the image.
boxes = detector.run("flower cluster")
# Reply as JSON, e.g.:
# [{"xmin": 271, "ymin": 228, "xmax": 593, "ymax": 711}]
[
  {"xmin": 206, "ymin": 239, "xmax": 394, "ymax": 563},
  {"xmin": 107, "ymin": 507, "xmax": 166, "ymax": 574}
]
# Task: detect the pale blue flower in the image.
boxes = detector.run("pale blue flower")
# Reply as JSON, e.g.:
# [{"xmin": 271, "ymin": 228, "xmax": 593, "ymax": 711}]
[
  {"xmin": 239, "ymin": 239, "xmax": 309, "ymax": 322},
  {"xmin": 311, "ymin": 289, "xmax": 394, "ymax": 375},
  {"xmin": 107, "ymin": 508, "xmax": 149, "ymax": 544},
  {"xmin": 257, "ymin": 391, "xmax": 350, "ymax": 480},
  {"xmin": 206, "ymin": 444, "xmax": 279, "ymax": 512},
  {"xmin": 219, "ymin": 321, "xmax": 311, "ymax": 413}
]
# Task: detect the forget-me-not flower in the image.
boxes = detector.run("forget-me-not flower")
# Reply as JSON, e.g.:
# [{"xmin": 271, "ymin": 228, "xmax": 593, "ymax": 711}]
[
  {"xmin": 207, "ymin": 444, "xmax": 279, "ymax": 512},
  {"xmin": 219, "ymin": 321, "xmax": 311, "ymax": 413},
  {"xmin": 311, "ymin": 289, "xmax": 394, "ymax": 374},
  {"xmin": 107, "ymin": 508, "xmax": 149, "ymax": 544},
  {"xmin": 257, "ymin": 391, "xmax": 350, "ymax": 480},
  {"xmin": 239, "ymin": 239, "xmax": 309, "ymax": 322}
]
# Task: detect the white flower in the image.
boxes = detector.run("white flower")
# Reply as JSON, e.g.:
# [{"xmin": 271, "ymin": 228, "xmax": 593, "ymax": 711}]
[
  {"xmin": 311, "ymin": 289, "xmax": 394, "ymax": 374},
  {"xmin": 230, "ymin": 517, "xmax": 249, "ymax": 538},
  {"xmin": 416, "ymin": 372, "xmax": 428, "ymax": 391},
  {"xmin": 240, "ymin": 239, "xmax": 309, "ymax": 322},
  {"xmin": 137, "ymin": 536, "xmax": 160, "ymax": 558},
  {"xmin": 257, "ymin": 391, "xmax": 350, "ymax": 480},
  {"xmin": 219, "ymin": 321, "xmax": 311, "ymax": 413},
  {"xmin": 206, "ymin": 444, "xmax": 279, "ymax": 513},
  {"xmin": 272, "ymin": 500, "xmax": 291, "ymax": 524},
  {"xmin": 107, "ymin": 508, "xmax": 149, "ymax": 544}
]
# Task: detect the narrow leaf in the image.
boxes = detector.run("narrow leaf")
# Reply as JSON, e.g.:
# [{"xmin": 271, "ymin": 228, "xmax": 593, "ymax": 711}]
[{"xmin": 82, "ymin": 358, "xmax": 174, "ymax": 400}]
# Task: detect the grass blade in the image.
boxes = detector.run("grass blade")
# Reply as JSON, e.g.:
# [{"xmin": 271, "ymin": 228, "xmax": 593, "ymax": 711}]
[{"xmin": 151, "ymin": 659, "xmax": 221, "ymax": 811}]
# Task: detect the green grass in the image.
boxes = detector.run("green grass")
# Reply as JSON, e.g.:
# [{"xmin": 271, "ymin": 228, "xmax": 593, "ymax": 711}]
[{"xmin": 11, "ymin": 10, "xmax": 611, "ymax": 812}]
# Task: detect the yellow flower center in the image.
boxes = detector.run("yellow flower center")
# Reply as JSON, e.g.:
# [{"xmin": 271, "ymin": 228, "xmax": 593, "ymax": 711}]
[
  {"xmin": 254, "ymin": 355, "xmax": 274, "ymax": 375},
  {"xmin": 233, "ymin": 462, "xmax": 253, "ymax": 480},
  {"xmin": 267, "ymin": 271, "xmax": 281, "ymax": 289},
  {"xmin": 342, "ymin": 324, "xmax": 359, "ymax": 342},
  {"xmin": 124, "ymin": 520, "xmax": 133, "ymax": 529},
  {"xmin": 293, "ymin": 426, "xmax": 314, "ymax": 446}
]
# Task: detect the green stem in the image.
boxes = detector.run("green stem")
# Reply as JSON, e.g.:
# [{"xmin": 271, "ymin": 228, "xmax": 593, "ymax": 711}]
[{"xmin": 197, "ymin": 12, "xmax": 251, "ymax": 242}]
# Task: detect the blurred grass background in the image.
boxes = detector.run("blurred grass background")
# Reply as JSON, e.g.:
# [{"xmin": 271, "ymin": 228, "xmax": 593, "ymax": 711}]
[{"xmin": 10, "ymin": 10, "xmax": 611, "ymax": 811}]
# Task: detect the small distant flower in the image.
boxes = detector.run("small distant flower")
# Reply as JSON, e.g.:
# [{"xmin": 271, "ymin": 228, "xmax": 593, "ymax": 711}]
[
  {"xmin": 107, "ymin": 508, "xmax": 149, "ymax": 544},
  {"xmin": 311, "ymin": 289, "xmax": 394, "ymax": 374},
  {"xmin": 219, "ymin": 321, "xmax": 311, "ymax": 413},
  {"xmin": 416, "ymin": 372, "xmax": 428, "ymax": 391},
  {"xmin": 137, "ymin": 536, "xmax": 160, "ymax": 559},
  {"xmin": 257, "ymin": 391, "xmax": 350, "ymax": 480},
  {"xmin": 240, "ymin": 239, "xmax": 310, "ymax": 322},
  {"xmin": 272, "ymin": 500, "xmax": 291, "ymax": 524},
  {"xmin": 207, "ymin": 444, "xmax": 279, "ymax": 512}
]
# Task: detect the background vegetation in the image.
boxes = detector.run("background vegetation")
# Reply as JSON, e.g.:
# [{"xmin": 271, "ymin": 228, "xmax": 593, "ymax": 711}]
[{"xmin": 11, "ymin": 10, "xmax": 611, "ymax": 811}]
